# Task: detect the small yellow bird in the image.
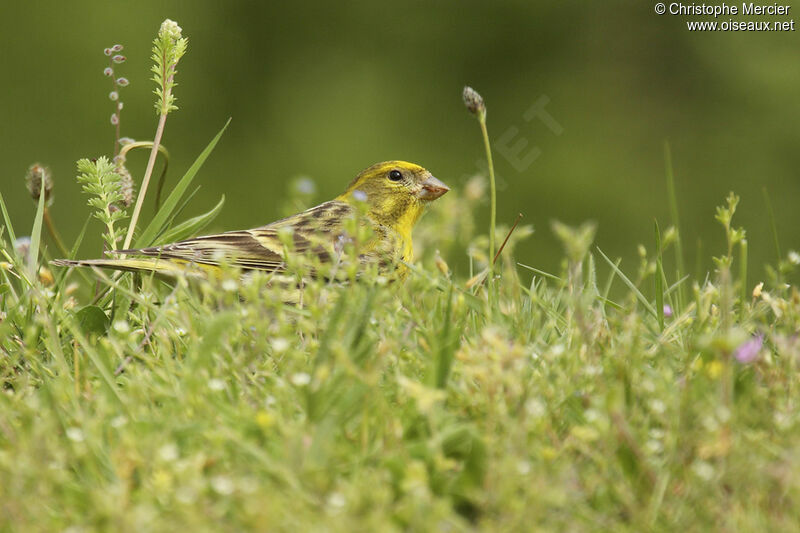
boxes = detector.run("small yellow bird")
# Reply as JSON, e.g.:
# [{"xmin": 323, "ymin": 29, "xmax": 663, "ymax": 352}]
[{"xmin": 53, "ymin": 161, "xmax": 449, "ymax": 280}]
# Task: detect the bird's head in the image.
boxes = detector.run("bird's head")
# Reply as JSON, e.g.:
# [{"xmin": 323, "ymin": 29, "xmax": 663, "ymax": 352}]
[{"xmin": 338, "ymin": 161, "xmax": 449, "ymax": 232}]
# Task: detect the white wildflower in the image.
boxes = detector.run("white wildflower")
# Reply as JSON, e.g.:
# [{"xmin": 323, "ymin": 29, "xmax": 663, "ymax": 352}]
[
  {"xmin": 158, "ymin": 443, "xmax": 179, "ymax": 462},
  {"xmin": 692, "ymin": 461, "xmax": 714, "ymax": 481},
  {"xmin": 291, "ymin": 373, "xmax": 311, "ymax": 386},
  {"xmin": 66, "ymin": 427, "xmax": 85, "ymax": 442},
  {"xmin": 271, "ymin": 338, "xmax": 290, "ymax": 353},
  {"xmin": 210, "ymin": 475, "xmax": 234, "ymax": 495},
  {"xmin": 159, "ymin": 19, "xmax": 183, "ymax": 40},
  {"xmin": 327, "ymin": 492, "xmax": 346, "ymax": 509}
]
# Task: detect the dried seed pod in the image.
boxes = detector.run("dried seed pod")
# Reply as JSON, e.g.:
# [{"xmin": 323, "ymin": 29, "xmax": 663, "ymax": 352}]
[
  {"xmin": 116, "ymin": 165, "xmax": 135, "ymax": 207},
  {"xmin": 25, "ymin": 163, "xmax": 53, "ymax": 203},
  {"xmin": 462, "ymin": 86, "xmax": 485, "ymax": 117}
]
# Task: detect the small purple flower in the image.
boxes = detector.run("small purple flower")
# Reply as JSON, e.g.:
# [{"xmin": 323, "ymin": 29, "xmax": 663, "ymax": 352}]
[
  {"xmin": 112, "ymin": 55, "xmax": 126, "ymax": 64},
  {"xmin": 663, "ymin": 305, "xmax": 673, "ymax": 318},
  {"xmin": 103, "ymin": 67, "xmax": 114, "ymax": 77},
  {"xmin": 111, "ymin": 44, "xmax": 123, "ymax": 52},
  {"xmin": 734, "ymin": 334, "xmax": 764, "ymax": 364},
  {"xmin": 116, "ymin": 77, "xmax": 129, "ymax": 87}
]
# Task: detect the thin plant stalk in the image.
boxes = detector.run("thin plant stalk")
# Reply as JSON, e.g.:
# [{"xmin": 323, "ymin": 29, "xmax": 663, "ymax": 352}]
[
  {"xmin": 654, "ymin": 220, "xmax": 665, "ymax": 332},
  {"xmin": 121, "ymin": 19, "xmax": 186, "ymax": 252},
  {"xmin": 43, "ymin": 208, "xmax": 69, "ymax": 257},
  {"xmin": 117, "ymin": 141, "xmax": 170, "ymax": 209},
  {"xmin": 121, "ymin": 113, "xmax": 167, "ymax": 252},
  {"xmin": 739, "ymin": 238, "xmax": 748, "ymax": 319},
  {"xmin": 476, "ymin": 213, "xmax": 523, "ymax": 290},
  {"xmin": 762, "ymin": 187, "xmax": 781, "ymax": 285},
  {"xmin": 493, "ymin": 213, "xmax": 523, "ymax": 265},
  {"xmin": 479, "ymin": 117, "xmax": 497, "ymax": 269},
  {"xmin": 664, "ymin": 142, "xmax": 685, "ymax": 309},
  {"xmin": 462, "ymin": 86, "xmax": 497, "ymax": 275}
]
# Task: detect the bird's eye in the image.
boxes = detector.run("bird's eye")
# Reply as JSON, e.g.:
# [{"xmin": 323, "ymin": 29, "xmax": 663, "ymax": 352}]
[{"xmin": 388, "ymin": 169, "xmax": 403, "ymax": 182}]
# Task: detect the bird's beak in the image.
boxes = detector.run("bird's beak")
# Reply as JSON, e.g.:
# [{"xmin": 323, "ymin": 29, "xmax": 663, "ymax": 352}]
[{"xmin": 417, "ymin": 175, "xmax": 450, "ymax": 201}]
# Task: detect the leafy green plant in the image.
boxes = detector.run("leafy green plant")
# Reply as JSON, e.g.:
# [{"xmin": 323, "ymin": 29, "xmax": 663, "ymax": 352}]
[
  {"xmin": 75, "ymin": 157, "xmax": 127, "ymax": 251},
  {"xmin": 123, "ymin": 19, "xmax": 189, "ymax": 251}
]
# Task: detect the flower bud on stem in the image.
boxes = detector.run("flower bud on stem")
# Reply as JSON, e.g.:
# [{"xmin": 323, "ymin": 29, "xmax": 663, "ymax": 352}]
[
  {"xmin": 122, "ymin": 19, "xmax": 187, "ymax": 253},
  {"xmin": 25, "ymin": 163, "xmax": 68, "ymax": 256},
  {"xmin": 463, "ymin": 86, "xmax": 497, "ymax": 277}
]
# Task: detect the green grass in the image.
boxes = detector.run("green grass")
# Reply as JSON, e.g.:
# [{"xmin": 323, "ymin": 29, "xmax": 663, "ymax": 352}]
[
  {"xmin": 2, "ymin": 179, "xmax": 800, "ymax": 531},
  {"xmin": 2, "ymin": 22, "xmax": 799, "ymax": 530}
]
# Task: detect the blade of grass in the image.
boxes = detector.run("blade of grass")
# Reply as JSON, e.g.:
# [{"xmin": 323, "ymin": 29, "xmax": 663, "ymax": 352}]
[
  {"xmin": 599, "ymin": 297, "xmax": 624, "ymax": 311},
  {"xmin": 62, "ymin": 316, "xmax": 128, "ymax": 412},
  {"xmin": 587, "ymin": 252, "xmax": 599, "ymax": 298},
  {"xmin": 43, "ymin": 209, "xmax": 68, "ymax": 257},
  {"xmin": 28, "ymin": 184, "xmax": 47, "ymax": 282},
  {"xmin": 134, "ymin": 118, "xmax": 231, "ymax": 248},
  {"xmin": 664, "ymin": 142, "xmax": 686, "ymax": 309},
  {"xmin": 53, "ymin": 215, "xmax": 94, "ymax": 287},
  {"xmin": 69, "ymin": 216, "xmax": 92, "ymax": 260},
  {"xmin": 404, "ymin": 260, "xmax": 484, "ymax": 312},
  {"xmin": 517, "ymin": 262, "xmax": 563, "ymax": 282},
  {"xmin": 152, "ymin": 185, "xmax": 202, "ymax": 243},
  {"xmin": 739, "ymin": 238, "xmax": 748, "ymax": 319},
  {"xmin": 0, "ymin": 244, "xmax": 19, "ymax": 302},
  {"xmin": 597, "ymin": 247, "xmax": 657, "ymax": 318},
  {"xmin": 435, "ymin": 283, "xmax": 457, "ymax": 389},
  {"xmin": 602, "ymin": 256, "xmax": 621, "ymax": 304},
  {"xmin": 0, "ymin": 191, "xmax": 18, "ymax": 249},
  {"xmin": 154, "ymin": 195, "xmax": 225, "ymax": 245},
  {"xmin": 517, "ymin": 282, "xmax": 569, "ymax": 329},
  {"xmin": 762, "ymin": 187, "xmax": 781, "ymax": 278},
  {"xmin": 664, "ymin": 274, "xmax": 690, "ymax": 298},
  {"xmin": 654, "ymin": 220, "xmax": 665, "ymax": 331}
]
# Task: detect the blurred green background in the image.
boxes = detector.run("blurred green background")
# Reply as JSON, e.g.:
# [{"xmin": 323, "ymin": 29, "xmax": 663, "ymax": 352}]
[{"xmin": 1, "ymin": 1, "xmax": 798, "ymax": 279}]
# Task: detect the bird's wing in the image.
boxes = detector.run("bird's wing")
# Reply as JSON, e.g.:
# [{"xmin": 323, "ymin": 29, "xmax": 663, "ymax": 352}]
[{"xmin": 115, "ymin": 201, "xmax": 355, "ymax": 272}]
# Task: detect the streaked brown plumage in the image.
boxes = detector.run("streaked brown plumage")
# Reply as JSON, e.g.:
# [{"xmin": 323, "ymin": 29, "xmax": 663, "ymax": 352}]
[{"xmin": 53, "ymin": 161, "xmax": 449, "ymax": 281}]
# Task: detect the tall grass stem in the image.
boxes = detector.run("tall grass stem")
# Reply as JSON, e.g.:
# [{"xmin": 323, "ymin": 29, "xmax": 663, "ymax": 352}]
[
  {"xmin": 762, "ymin": 187, "xmax": 781, "ymax": 283},
  {"xmin": 740, "ymin": 238, "xmax": 748, "ymax": 319},
  {"xmin": 654, "ymin": 220, "xmax": 665, "ymax": 331},
  {"xmin": 664, "ymin": 142, "xmax": 685, "ymax": 309},
  {"xmin": 43, "ymin": 209, "xmax": 69, "ymax": 257},
  {"xmin": 479, "ymin": 116, "xmax": 496, "ymax": 271},
  {"xmin": 122, "ymin": 112, "xmax": 167, "ymax": 252}
]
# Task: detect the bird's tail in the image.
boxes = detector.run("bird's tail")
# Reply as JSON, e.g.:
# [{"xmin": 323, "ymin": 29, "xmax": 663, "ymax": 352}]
[{"xmin": 50, "ymin": 257, "xmax": 208, "ymax": 277}]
